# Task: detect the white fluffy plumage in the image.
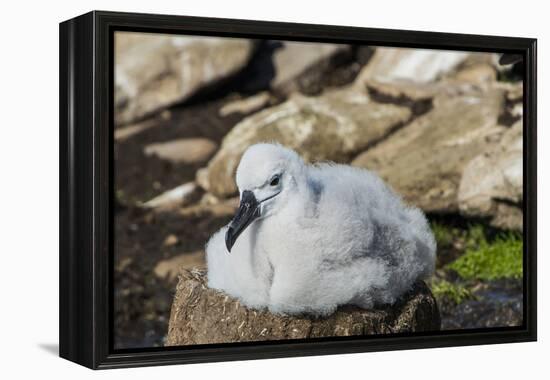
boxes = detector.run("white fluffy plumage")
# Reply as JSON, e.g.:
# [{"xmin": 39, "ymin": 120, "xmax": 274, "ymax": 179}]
[{"xmin": 206, "ymin": 143, "xmax": 436, "ymax": 315}]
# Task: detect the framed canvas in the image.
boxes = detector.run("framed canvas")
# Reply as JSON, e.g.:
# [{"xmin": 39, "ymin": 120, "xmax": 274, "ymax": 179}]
[{"xmin": 59, "ymin": 10, "xmax": 537, "ymax": 369}]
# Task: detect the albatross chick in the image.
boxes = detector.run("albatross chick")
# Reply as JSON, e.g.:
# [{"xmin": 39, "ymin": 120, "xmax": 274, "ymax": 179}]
[{"xmin": 206, "ymin": 143, "xmax": 436, "ymax": 316}]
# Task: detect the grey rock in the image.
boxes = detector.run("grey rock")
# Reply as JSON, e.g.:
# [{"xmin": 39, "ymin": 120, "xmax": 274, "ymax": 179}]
[
  {"xmin": 195, "ymin": 167, "xmax": 211, "ymax": 192},
  {"xmin": 357, "ymin": 52, "xmax": 499, "ymax": 102},
  {"xmin": 163, "ymin": 234, "xmax": 179, "ymax": 247},
  {"xmin": 206, "ymin": 88, "xmax": 411, "ymax": 197},
  {"xmin": 458, "ymin": 119, "xmax": 523, "ymax": 230},
  {"xmin": 178, "ymin": 198, "xmax": 238, "ymax": 220},
  {"xmin": 271, "ymin": 41, "xmax": 352, "ymax": 94},
  {"xmin": 219, "ymin": 91, "xmax": 273, "ymax": 117},
  {"xmin": 356, "ymin": 47, "xmax": 471, "ymax": 83},
  {"xmin": 144, "ymin": 138, "xmax": 218, "ymax": 165},
  {"xmin": 352, "ymin": 86, "xmax": 507, "ymax": 213},
  {"xmin": 143, "ymin": 182, "xmax": 202, "ymax": 210},
  {"xmin": 114, "ymin": 110, "xmax": 171, "ymax": 142},
  {"xmin": 363, "ymin": 78, "xmax": 440, "ymax": 103},
  {"xmin": 154, "ymin": 252, "xmax": 206, "ymax": 283},
  {"xmin": 451, "ymin": 62, "xmax": 497, "ymax": 84},
  {"xmin": 115, "ymin": 33, "xmax": 255, "ymax": 125}
]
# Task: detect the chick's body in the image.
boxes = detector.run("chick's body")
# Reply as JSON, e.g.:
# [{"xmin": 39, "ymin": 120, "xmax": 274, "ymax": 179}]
[{"xmin": 206, "ymin": 144, "xmax": 436, "ymax": 316}]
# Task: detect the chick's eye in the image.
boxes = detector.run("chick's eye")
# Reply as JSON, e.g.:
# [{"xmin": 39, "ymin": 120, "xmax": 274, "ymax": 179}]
[{"xmin": 270, "ymin": 175, "xmax": 280, "ymax": 186}]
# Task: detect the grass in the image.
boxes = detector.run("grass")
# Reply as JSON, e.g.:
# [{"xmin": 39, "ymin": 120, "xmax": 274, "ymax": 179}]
[
  {"xmin": 430, "ymin": 279, "xmax": 475, "ymax": 305},
  {"xmin": 430, "ymin": 221, "xmax": 487, "ymax": 268},
  {"xmin": 446, "ymin": 229, "xmax": 523, "ymax": 281},
  {"xmin": 431, "ymin": 222, "xmax": 457, "ymax": 249},
  {"xmin": 431, "ymin": 221, "xmax": 490, "ymax": 251},
  {"xmin": 428, "ymin": 221, "xmax": 523, "ymax": 306}
]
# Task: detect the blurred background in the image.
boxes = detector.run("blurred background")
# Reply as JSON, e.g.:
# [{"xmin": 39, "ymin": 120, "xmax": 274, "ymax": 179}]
[{"xmin": 114, "ymin": 32, "xmax": 524, "ymax": 349}]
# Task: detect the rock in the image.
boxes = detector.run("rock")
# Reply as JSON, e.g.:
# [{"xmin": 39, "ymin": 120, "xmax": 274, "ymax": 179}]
[
  {"xmin": 219, "ymin": 91, "xmax": 273, "ymax": 117},
  {"xmin": 356, "ymin": 49, "xmax": 499, "ymax": 90},
  {"xmin": 178, "ymin": 198, "xmax": 238, "ymax": 219},
  {"xmin": 439, "ymin": 279, "xmax": 523, "ymax": 330},
  {"xmin": 195, "ymin": 167, "xmax": 211, "ymax": 192},
  {"xmin": 452, "ymin": 62, "xmax": 497, "ymax": 84},
  {"xmin": 207, "ymin": 89, "xmax": 411, "ymax": 197},
  {"xmin": 199, "ymin": 192, "xmax": 221, "ymax": 205},
  {"xmin": 356, "ymin": 47, "xmax": 470, "ymax": 83},
  {"xmin": 271, "ymin": 42, "xmax": 352, "ymax": 94},
  {"xmin": 115, "ymin": 33, "xmax": 255, "ymax": 125},
  {"xmin": 497, "ymin": 82, "xmax": 523, "ymax": 126},
  {"xmin": 154, "ymin": 252, "xmax": 206, "ymax": 282},
  {"xmin": 163, "ymin": 234, "xmax": 179, "ymax": 247},
  {"xmin": 499, "ymin": 54, "xmax": 523, "ymax": 66},
  {"xmin": 357, "ymin": 59, "xmax": 497, "ymax": 122},
  {"xmin": 362, "ymin": 67, "xmax": 495, "ymax": 106},
  {"xmin": 144, "ymin": 138, "xmax": 218, "ymax": 165},
  {"xmin": 448, "ymin": 53, "xmax": 498, "ymax": 82},
  {"xmin": 458, "ymin": 119, "xmax": 523, "ymax": 230},
  {"xmin": 143, "ymin": 182, "xmax": 202, "ymax": 210},
  {"xmin": 364, "ymin": 78, "xmax": 439, "ymax": 104},
  {"xmin": 505, "ymin": 82, "xmax": 523, "ymax": 103},
  {"xmin": 114, "ymin": 110, "xmax": 171, "ymax": 142},
  {"xmin": 352, "ymin": 86, "xmax": 506, "ymax": 213},
  {"xmin": 166, "ymin": 269, "xmax": 440, "ymax": 345}
]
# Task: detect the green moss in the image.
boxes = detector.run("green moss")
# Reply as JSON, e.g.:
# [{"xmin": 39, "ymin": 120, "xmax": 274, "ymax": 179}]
[
  {"xmin": 430, "ymin": 221, "xmax": 485, "ymax": 267},
  {"xmin": 463, "ymin": 225, "xmax": 487, "ymax": 250},
  {"xmin": 430, "ymin": 279, "xmax": 475, "ymax": 305},
  {"xmin": 447, "ymin": 232, "xmax": 523, "ymax": 280},
  {"xmin": 431, "ymin": 222, "xmax": 456, "ymax": 249},
  {"xmin": 430, "ymin": 221, "xmax": 487, "ymax": 249}
]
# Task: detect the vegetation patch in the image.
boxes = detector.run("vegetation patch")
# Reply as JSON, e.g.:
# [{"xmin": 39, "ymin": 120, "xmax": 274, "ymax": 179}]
[
  {"xmin": 430, "ymin": 279, "xmax": 475, "ymax": 305},
  {"xmin": 431, "ymin": 222, "xmax": 458, "ymax": 250},
  {"xmin": 430, "ymin": 221, "xmax": 487, "ymax": 267},
  {"xmin": 447, "ymin": 231, "xmax": 523, "ymax": 281}
]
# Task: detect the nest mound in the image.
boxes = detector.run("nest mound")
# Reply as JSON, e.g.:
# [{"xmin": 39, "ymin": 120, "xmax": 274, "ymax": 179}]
[{"xmin": 166, "ymin": 269, "xmax": 440, "ymax": 346}]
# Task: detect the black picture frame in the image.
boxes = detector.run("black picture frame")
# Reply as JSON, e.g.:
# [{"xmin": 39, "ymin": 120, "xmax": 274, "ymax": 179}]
[{"xmin": 59, "ymin": 10, "xmax": 537, "ymax": 369}]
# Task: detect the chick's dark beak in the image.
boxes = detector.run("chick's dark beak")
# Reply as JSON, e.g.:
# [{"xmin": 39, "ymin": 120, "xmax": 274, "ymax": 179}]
[{"xmin": 225, "ymin": 190, "xmax": 260, "ymax": 252}]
